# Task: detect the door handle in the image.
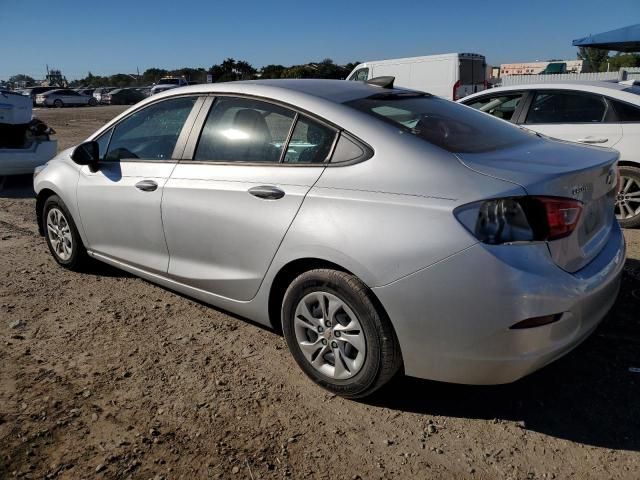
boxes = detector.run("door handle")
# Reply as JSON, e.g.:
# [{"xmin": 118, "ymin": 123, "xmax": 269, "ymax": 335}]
[
  {"xmin": 248, "ymin": 185, "xmax": 285, "ymax": 200},
  {"xmin": 577, "ymin": 137, "xmax": 608, "ymax": 144},
  {"xmin": 135, "ymin": 180, "xmax": 158, "ymax": 192}
]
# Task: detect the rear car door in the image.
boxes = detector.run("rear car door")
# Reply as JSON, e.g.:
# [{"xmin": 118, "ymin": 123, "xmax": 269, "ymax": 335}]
[
  {"xmin": 521, "ymin": 90, "xmax": 623, "ymax": 148},
  {"xmin": 162, "ymin": 96, "xmax": 337, "ymax": 301},
  {"xmin": 76, "ymin": 95, "xmax": 202, "ymax": 273}
]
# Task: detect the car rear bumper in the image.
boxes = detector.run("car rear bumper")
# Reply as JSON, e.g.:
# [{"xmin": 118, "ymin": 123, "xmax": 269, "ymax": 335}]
[{"xmin": 372, "ymin": 222, "xmax": 625, "ymax": 385}]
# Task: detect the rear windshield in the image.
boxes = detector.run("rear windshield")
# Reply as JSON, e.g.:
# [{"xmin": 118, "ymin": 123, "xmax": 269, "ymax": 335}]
[{"xmin": 344, "ymin": 93, "xmax": 534, "ymax": 153}]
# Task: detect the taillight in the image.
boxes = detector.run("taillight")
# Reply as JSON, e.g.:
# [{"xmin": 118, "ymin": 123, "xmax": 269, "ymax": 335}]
[
  {"xmin": 452, "ymin": 80, "xmax": 461, "ymax": 101},
  {"xmin": 454, "ymin": 196, "xmax": 583, "ymax": 245}
]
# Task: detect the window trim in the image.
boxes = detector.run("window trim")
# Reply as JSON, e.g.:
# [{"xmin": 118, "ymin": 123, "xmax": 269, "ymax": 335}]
[
  {"xmin": 180, "ymin": 93, "xmax": 373, "ymax": 168},
  {"xmin": 522, "ymin": 89, "xmax": 609, "ymax": 125},
  {"xmin": 94, "ymin": 94, "xmax": 204, "ymax": 164}
]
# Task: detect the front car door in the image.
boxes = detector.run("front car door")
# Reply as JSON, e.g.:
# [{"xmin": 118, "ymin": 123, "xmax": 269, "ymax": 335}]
[
  {"xmin": 162, "ymin": 95, "xmax": 337, "ymax": 301},
  {"xmin": 520, "ymin": 89, "xmax": 623, "ymax": 148},
  {"xmin": 76, "ymin": 95, "xmax": 202, "ymax": 273}
]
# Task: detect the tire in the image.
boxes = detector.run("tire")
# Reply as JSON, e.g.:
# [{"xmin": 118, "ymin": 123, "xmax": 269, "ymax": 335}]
[
  {"xmin": 42, "ymin": 195, "xmax": 91, "ymax": 271},
  {"xmin": 53, "ymin": 99, "xmax": 63, "ymax": 108},
  {"xmin": 88, "ymin": 98, "xmax": 98, "ymax": 106},
  {"xmin": 282, "ymin": 269, "xmax": 402, "ymax": 399},
  {"xmin": 616, "ymin": 165, "xmax": 640, "ymax": 229}
]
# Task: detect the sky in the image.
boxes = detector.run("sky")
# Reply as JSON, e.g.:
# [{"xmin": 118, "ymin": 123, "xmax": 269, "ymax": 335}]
[{"xmin": 0, "ymin": 0, "xmax": 638, "ymax": 80}]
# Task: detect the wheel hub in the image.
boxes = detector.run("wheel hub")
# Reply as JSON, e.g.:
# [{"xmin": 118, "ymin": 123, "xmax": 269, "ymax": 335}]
[{"xmin": 293, "ymin": 291, "xmax": 367, "ymax": 380}]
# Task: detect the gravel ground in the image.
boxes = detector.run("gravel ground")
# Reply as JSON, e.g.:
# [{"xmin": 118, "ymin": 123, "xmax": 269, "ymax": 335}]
[{"xmin": 1, "ymin": 106, "xmax": 640, "ymax": 479}]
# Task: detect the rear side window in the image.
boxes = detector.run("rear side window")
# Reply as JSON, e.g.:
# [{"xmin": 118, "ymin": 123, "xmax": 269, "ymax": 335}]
[
  {"xmin": 610, "ymin": 99, "xmax": 640, "ymax": 122},
  {"xmin": 464, "ymin": 93, "xmax": 525, "ymax": 122},
  {"xmin": 284, "ymin": 116, "xmax": 336, "ymax": 164},
  {"xmin": 195, "ymin": 97, "xmax": 295, "ymax": 163},
  {"xmin": 526, "ymin": 91, "xmax": 606, "ymax": 124},
  {"xmin": 344, "ymin": 93, "xmax": 533, "ymax": 153}
]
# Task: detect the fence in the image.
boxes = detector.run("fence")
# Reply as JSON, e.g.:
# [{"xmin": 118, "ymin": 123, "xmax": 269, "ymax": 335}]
[{"xmin": 499, "ymin": 68, "xmax": 640, "ymax": 86}]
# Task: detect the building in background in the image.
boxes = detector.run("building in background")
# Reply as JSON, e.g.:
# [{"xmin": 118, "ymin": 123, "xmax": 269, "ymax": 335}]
[{"xmin": 499, "ymin": 60, "xmax": 583, "ymax": 76}]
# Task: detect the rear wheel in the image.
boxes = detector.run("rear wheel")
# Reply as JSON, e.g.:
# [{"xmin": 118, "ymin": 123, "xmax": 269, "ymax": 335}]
[
  {"xmin": 616, "ymin": 165, "xmax": 640, "ymax": 228},
  {"xmin": 282, "ymin": 269, "xmax": 402, "ymax": 398},
  {"xmin": 53, "ymin": 99, "xmax": 63, "ymax": 108},
  {"xmin": 43, "ymin": 195, "xmax": 91, "ymax": 271},
  {"xmin": 88, "ymin": 98, "xmax": 98, "ymax": 106}
]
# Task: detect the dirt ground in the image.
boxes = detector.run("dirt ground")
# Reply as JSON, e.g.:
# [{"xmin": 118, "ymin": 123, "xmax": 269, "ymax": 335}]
[{"xmin": 1, "ymin": 105, "xmax": 640, "ymax": 480}]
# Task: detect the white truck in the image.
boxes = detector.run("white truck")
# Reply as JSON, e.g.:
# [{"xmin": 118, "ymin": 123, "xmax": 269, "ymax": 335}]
[
  {"xmin": 0, "ymin": 89, "xmax": 57, "ymax": 176},
  {"xmin": 347, "ymin": 53, "xmax": 487, "ymax": 100}
]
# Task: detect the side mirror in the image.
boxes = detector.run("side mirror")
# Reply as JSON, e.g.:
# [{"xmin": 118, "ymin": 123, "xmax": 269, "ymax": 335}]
[{"xmin": 71, "ymin": 141, "xmax": 99, "ymax": 172}]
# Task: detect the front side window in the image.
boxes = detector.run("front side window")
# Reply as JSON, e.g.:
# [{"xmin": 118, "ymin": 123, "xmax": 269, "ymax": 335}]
[
  {"xmin": 195, "ymin": 97, "xmax": 295, "ymax": 163},
  {"xmin": 526, "ymin": 91, "xmax": 606, "ymax": 124},
  {"xmin": 465, "ymin": 93, "xmax": 525, "ymax": 122},
  {"xmin": 104, "ymin": 96, "xmax": 196, "ymax": 161},
  {"xmin": 349, "ymin": 68, "xmax": 369, "ymax": 81},
  {"xmin": 284, "ymin": 116, "xmax": 335, "ymax": 164},
  {"xmin": 345, "ymin": 93, "xmax": 535, "ymax": 153}
]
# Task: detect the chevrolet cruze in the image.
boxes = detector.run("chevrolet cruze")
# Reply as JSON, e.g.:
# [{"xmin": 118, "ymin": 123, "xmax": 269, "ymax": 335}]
[{"xmin": 33, "ymin": 79, "xmax": 625, "ymax": 398}]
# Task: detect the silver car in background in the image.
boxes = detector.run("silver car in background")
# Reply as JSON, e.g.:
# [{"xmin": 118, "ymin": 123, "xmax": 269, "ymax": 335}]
[
  {"xmin": 36, "ymin": 88, "xmax": 98, "ymax": 107},
  {"xmin": 33, "ymin": 80, "xmax": 625, "ymax": 398}
]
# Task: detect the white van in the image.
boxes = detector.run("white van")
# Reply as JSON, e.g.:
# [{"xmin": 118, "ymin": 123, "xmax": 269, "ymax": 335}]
[{"xmin": 347, "ymin": 53, "xmax": 487, "ymax": 100}]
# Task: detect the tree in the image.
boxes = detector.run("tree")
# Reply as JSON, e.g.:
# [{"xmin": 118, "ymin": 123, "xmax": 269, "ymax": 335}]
[
  {"xmin": 577, "ymin": 47, "xmax": 609, "ymax": 72},
  {"xmin": 607, "ymin": 52, "xmax": 640, "ymax": 70},
  {"xmin": 8, "ymin": 74, "xmax": 35, "ymax": 86},
  {"xmin": 260, "ymin": 64, "xmax": 286, "ymax": 79}
]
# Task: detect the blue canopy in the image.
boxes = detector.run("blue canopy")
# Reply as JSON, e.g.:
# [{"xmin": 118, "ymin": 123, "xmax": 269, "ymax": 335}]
[{"xmin": 573, "ymin": 24, "xmax": 640, "ymax": 52}]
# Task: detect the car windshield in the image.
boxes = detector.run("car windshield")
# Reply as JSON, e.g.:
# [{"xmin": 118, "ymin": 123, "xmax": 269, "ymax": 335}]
[
  {"xmin": 158, "ymin": 79, "xmax": 180, "ymax": 85},
  {"xmin": 622, "ymin": 85, "xmax": 640, "ymax": 95},
  {"xmin": 344, "ymin": 93, "xmax": 535, "ymax": 153}
]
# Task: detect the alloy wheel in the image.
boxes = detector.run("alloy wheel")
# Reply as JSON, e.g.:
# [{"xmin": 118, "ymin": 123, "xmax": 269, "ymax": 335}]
[
  {"xmin": 293, "ymin": 291, "xmax": 367, "ymax": 380},
  {"xmin": 615, "ymin": 175, "xmax": 640, "ymax": 221},
  {"xmin": 46, "ymin": 207, "xmax": 73, "ymax": 261}
]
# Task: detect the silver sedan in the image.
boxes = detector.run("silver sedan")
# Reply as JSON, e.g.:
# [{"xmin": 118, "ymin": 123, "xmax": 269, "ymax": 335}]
[
  {"xmin": 33, "ymin": 79, "xmax": 625, "ymax": 398},
  {"xmin": 36, "ymin": 88, "xmax": 98, "ymax": 107}
]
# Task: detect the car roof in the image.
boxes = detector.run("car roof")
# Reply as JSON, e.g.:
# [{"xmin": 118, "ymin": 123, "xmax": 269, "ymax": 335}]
[
  {"xmin": 462, "ymin": 80, "xmax": 640, "ymax": 103},
  {"xmin": 150, "ymin": 79, "xmax": 419, "ymax": 104}
]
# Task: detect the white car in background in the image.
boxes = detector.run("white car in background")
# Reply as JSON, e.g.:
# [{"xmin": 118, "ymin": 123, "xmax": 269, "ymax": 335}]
[
  {"xmin": 36, "ymin": 89, "xmax": 98, "ymax": 108},
  {"xmin": 460, "ymin": 81, "xmax": 640, "ymax": 227}
]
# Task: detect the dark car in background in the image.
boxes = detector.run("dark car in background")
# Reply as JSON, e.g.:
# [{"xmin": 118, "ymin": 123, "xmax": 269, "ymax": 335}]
[{"xmin": 103, "ymin": 88, "xmax": 147, "ymax": 105}]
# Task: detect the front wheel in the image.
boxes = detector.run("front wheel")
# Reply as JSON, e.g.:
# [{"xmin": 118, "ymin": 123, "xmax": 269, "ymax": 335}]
[
  {"xmin": 43, "ymin": 195, "xmax": 91, "ymax": 271},
  {"xmin": 88, "ymin": 98, "xmax": 98, "ymax": 106},
  {"xmin": 616, "ymin": 165, "xmax": 640, "ymax": 228},
  {"xmin": 282, "ymin": 269, "xmax": 402, "ymax": 398}
]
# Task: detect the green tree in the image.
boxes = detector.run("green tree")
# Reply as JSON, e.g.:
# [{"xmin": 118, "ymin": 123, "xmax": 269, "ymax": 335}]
[
  {"xmin": 8, "ymin": 74, "xmax": 35, "ymax": 86},
  {"xmin": 607, "ymin": 52, "xmax": 640, "ymax": 70},
  {"xmin": 577, "ymin": 47, "xmax": 610, "ymax": 72},
  {"xmin": 260, "ymin": 64, "xmax": 286, "ymax": 79}
]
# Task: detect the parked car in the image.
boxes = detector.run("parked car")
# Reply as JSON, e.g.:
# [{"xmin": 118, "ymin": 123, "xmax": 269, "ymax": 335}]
[
  {"xmin": 135, "ymin": 86, "xmax": 152, "ymax": 97},
  {"xmin": 149, "ymin": 77, "xmax": 188, "ymax": 95},
  {"xmin": 93, "ymin": 87, "xmax": 116, "ymax": 104},
  {"xmin": 20, "ymin": 86, "xmax": 59, "ymax": 106},
  {"xmin": 33, "ymin": 79, "xmax": 624, "ymax": 398},
  {"xmin": 103, "ymin": 88, "xmax": 147, "ymax": 105},
  {"xmin": 76, "ymin": 88, "xmax": 95, "ymax": 97},
  {"xmin": 460, "ymin": 81, "xmax": 640, "ymax": 227},
  {"xmin": 36, "ymin": 89, "xmax": 97, "ymax": 108},
  {"xmin": 348, "ymin": 53, "xmax": 487, "ymax": 100}
]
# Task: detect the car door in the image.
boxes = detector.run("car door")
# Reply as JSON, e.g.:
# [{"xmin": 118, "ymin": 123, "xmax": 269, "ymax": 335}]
[
  {"xmin": 76, "ymin": 95, "xmax": 202, "ymax": 273},
  {"xmin": 162, "ymin": 95, "xmax": 337, "ymax": 301},
  {"xmin": 520, "ymin": 89, "xmax": 623, "ymax": 148}
]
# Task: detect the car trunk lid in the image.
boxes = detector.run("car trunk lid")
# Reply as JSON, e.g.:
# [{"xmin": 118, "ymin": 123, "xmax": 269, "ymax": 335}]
[{"xmin": 457, "ymin": 138, "xmax": 619, "ymax": 272}]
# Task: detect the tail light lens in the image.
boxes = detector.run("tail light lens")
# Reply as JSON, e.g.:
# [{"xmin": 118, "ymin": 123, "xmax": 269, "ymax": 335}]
[
  {"xmin": 452, "ymin": 80, "xmax": 461, "ymax": 101},
  {"xmin": 455, "ymin": 196, "xmax": 583, "ymax": 245}
]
